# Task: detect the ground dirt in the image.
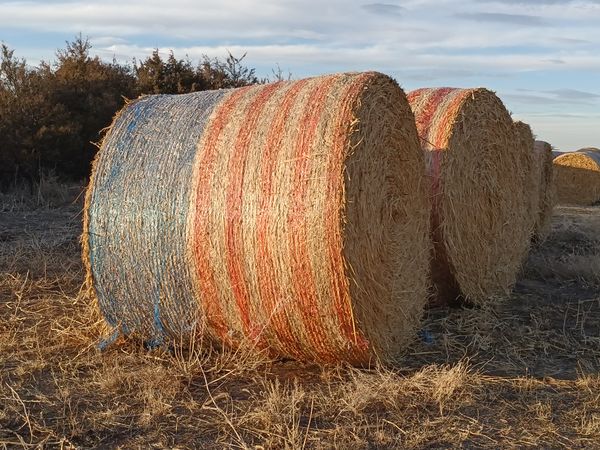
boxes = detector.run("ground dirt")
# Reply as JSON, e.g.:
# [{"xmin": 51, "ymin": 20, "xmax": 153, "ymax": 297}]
[{"xmin": 0, "ymin": 188, "xmax": 599, "ymax": 449}]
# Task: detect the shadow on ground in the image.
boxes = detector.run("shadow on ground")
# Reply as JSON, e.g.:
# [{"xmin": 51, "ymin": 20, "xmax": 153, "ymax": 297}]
[{"xmin": 1, "ymin": 194, "xmax": 599, "ymax": 448}]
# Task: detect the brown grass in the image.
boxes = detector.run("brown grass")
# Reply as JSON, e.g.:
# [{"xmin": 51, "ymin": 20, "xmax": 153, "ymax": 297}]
[{"xmin": 1, "ymin": 187, "xmax": 599, "ymax": 448}]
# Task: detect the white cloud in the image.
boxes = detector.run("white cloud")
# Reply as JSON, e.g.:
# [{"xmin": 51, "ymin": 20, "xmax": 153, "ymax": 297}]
[
  {"xmin": 2, "ymin": 0, "xmax": 599, "ymax": 78},
  {"xmin": 0, "ymin": 0, "xmax": 598, "ymax": 44},
  {"xmin": 0, "ymin": 0, "xmax": 599, "ymax": 148}
]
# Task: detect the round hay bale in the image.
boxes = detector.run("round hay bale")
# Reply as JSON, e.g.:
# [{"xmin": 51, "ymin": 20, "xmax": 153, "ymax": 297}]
[
  {"xmin": 553, "ymin": 148, "xmax": 600, "ymax": 205},
  {"xmin": 407, "ymin": 87, "xmax": 531, "ymax": 306},
  {"xmin": 532, "ymin": 140, "xmax": 555, "ymax": 241},
  {"xmin": 514, "ymin": 121, "xmax": 537, "ymax": 240},
  {"xmin": 83, "ymin": 72, "xmax": 431, "ymax": 365}
]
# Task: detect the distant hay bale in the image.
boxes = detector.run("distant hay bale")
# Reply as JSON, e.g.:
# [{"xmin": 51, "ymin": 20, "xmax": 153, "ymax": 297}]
[
  {"xmin": 407, "ymin": 87, "xmax": 531, "ymax": 306},
  {"xmin": 513, "ymin": 121, "xmax": 537, "ymax": 240},
  {"xmin": 553, "ymin": 148, "xmax": 600, "ymax": 205},
  {"xmin": 532, "ymin": 141, "xmax": 555, "ymax": 241},
  {"xmin": 83, "ymin": 72, "xmax": 431, "ymax": 365}
]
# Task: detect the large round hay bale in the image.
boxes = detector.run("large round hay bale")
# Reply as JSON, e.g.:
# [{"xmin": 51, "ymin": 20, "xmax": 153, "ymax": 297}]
[
  {"xmin": 533, "ymin": 141, "xmax": 555, "ymax": 240},
  {"xmin": 553, "ymin": 148, "xmax": 600, "ymax": 206},
  {"xmin": 514, "ymin": 121, "xmax": 537, "ymax": 239},
  {"xmin": 407, "ymin": 88, "xmax": 531, "ymax": 306},
  {"xmin": 83, "ymin": 72, "xmax": 431, "ymax": 365}
]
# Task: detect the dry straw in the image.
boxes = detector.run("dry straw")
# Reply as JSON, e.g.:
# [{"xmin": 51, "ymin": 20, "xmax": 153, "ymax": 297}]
[
  {"xmin": 532, "ymin": 141, "xmax": 555, "ymax": 241},
  {"xmin": 407, "ymin": 88, "xmax": 531, "ymax": 306},
  {"xmin": 513, "ymin": 121, "xmax": 537, "ymax": 240},
  {"xmin": 83, "ymin": 72, "xmax": 431, "ymax": 365},
  {"xmin": 553, "ymin": 148, "xmax": 600, "ymax": 206}
]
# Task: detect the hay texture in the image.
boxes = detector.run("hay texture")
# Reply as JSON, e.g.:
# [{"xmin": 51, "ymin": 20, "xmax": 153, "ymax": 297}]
[
  {"xmin": 532, "ymin": 141, "xmax": 555, "ymax": 240},
  {"xmin": 553, "ymin": 148, "xmax": 600, "ymax": 205},
  {"xmin": 407, "ymin": 88, "xmax": 531, "ymax": 306},
  {"xmin": 514, "ymin": 121, "xmax": 537, "ymax": 239},
  {"xmin": 83, "ymin": 72, "xmax": 431, "ymax": 365}
]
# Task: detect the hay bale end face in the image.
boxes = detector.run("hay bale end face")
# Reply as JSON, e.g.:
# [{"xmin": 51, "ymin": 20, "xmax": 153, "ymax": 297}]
[
  {"xmin": 83, "ymin": 72, "xmax": 431, "ymax": 365},
  {"xmin": 553, "ymin": 148, "xmax": 600, "ymax": 206},
  {"xmin": 532, "ymin": 140, "xmax": 555, "ymax": 240},
  {"xmin": 407, "ymin": 87, "xmax": 531, "ymax": 306}
]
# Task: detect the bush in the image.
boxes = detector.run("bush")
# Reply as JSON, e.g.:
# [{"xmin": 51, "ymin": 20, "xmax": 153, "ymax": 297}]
[{"xmin": 0, "ymin": 36, "xmax": 264, "ymax": 188}]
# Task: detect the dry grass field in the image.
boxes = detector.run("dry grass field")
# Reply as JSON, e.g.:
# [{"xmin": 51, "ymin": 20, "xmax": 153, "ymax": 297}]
[{"xmin": 1, "ymin": 184, "xmax": 599, "ymax": 449}]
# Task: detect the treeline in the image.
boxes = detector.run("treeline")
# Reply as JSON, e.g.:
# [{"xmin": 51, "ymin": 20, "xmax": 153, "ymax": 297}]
[{"xmin": 0, "ymin": 36, "xmax": 269, "ymax": 189}]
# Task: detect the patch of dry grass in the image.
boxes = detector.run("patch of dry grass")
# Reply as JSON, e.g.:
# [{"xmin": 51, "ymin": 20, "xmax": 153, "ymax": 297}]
[{"xmin": 1, "ymin": 192, "xmax": 599, "ymax": 448}]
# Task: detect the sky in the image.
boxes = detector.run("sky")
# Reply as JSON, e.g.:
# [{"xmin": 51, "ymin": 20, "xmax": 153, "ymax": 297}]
[{"xmin": 1, "ymin": 0, "xmax": 599, "ymax": 151}]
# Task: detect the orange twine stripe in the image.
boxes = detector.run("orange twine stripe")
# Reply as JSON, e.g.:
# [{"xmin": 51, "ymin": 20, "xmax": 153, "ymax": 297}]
[
  {"xmin": 193, "ymin": 86, "xmax": 254, "ymax": 344},
  {"xmin": 409, "ymin": 88, "xmax": 471, "ymax": 305},
  {"xmin": 255, "ymin": 79, "xmax": 312, "ymax": 360},
  {"xmin": 409, "ymin": 88, "xmax": 469, "ymax": 197},
  {"xmin": 288, "ymin": 76, "xmax": 339, "ymax": 362},
  {"xmin": 410, "ymin": 87, "xmax": 454, "ymax": 147},
  {"xmin": 326, "ymin": 73, "xmax": 372, "ymax": 362},
  {"xmin": 224, "ymin": 82, "xmax": 282, "ymax": 344},
  {"xmin": 433, "ymin": 90, "xmax": 470, "ymax": 149}
]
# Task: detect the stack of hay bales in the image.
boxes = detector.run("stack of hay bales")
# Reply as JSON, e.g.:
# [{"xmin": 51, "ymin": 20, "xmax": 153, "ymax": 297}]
[
  {"xmin": 532, "ymin": 141, "xmax": 555, "ymax": 240},
  {"xmin": 553, "ymin": 148, "xmax": 600, "ymax": 205},
  {"xmin": 513, "ymin": 121, "xmax": 537, "ymax": 240},
  {"xmin": 83, "ymin": 72, "xmax": 431, "ymax": 365},
  {"xmin": 513, "ymin": 125, "xmax": 556, "ymax": 242},
  {"xmin": 407, "ymin": 88, "xmax": 532, "ymax": 306}
]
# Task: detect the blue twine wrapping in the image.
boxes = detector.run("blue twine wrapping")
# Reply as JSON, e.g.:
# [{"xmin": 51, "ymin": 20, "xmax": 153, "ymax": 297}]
[
  {"xmin": 86, "ymin": 90, "xmax": 229, "ymax": 344},
  {"xmin": 97, "ymin": 327, "xmax": 121, "ymax": 351}
]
